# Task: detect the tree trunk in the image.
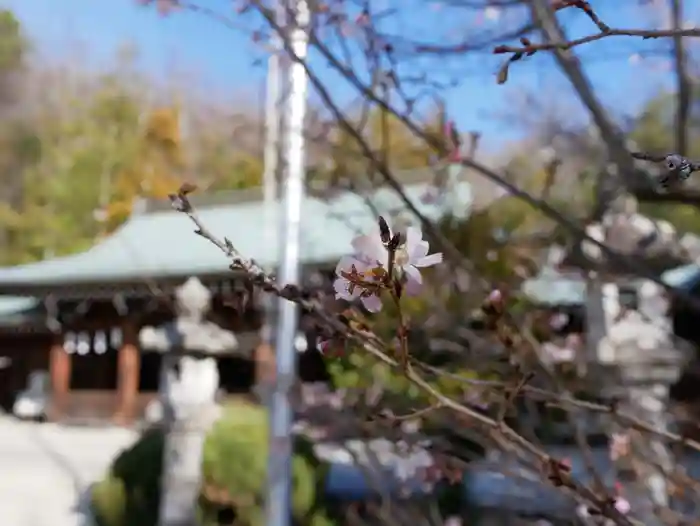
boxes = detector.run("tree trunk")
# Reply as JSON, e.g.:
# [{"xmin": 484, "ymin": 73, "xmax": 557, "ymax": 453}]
[{"xmin": 158, "ymin": 354, "xmax": 220, "ymax": 526}]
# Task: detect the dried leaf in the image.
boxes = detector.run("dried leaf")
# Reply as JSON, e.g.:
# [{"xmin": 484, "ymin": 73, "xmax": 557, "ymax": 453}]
[
  {"xmin": 496, "ymin": 60, "xmax": 510, "ymax": 85},
  {"xmin": 179, "ymin": 181, "xmax": 198, "ymax": 196}
]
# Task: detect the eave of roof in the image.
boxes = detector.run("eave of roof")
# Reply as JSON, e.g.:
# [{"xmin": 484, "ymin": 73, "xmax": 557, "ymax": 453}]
[
  {"xmin": 523, "ymin": 262, "xmax": 700, "ymax": 305},
  {"xmin": 0, "ymin": 297, "xmax": 44, "ymax": 330},
  {"xmin": 661, "ymin": 262, "xmax": 700, "ymax": 290}
]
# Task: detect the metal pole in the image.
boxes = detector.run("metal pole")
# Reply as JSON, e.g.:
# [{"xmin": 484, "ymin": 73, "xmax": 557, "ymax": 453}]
[
  {"xmin": 262, "ymin": 52, "xmax": 280, "ymax": 215},
  {"xmin": 261, "ymin": 0, "xmax": 284, "ymax": 352},
  {"xmin": 265, "ymin": 0, "xmax": 310, "ymax": 525}
]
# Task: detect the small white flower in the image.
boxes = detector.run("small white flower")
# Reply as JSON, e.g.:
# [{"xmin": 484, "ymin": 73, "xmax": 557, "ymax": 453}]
[{"xmin": 351, "ymin": 224, "xmax": 443, "ymax": 295}]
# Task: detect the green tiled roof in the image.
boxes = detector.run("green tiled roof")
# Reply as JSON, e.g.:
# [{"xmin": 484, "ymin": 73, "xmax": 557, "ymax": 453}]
[{"xmin": 0, "ymin": 167, "xmax": 472, "ymax": 290}]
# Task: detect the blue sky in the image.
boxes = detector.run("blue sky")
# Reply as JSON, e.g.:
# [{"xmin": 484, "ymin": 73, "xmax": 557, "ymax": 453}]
[{"xmin": 3, "ymin": 0, "xmax": 700, "ymax": 151}]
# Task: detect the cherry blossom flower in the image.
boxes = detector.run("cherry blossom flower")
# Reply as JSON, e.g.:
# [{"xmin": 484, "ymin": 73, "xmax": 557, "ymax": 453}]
[
  {"xmin": 349, "ymin": 223, "xmax": 443, "ymax": 296},
  {"xmin": 614, "ymin": 496, "xmax": 631, "ymax": 515},
  {"xmin": 609, "ymin": 432, "xmax": 631, "ymax": 461},
  {"xmin": 610, "ymin": 482, "xmax": 631, "ymax": 515},
  {"xmin": 549, "ymin": 312, "xmax": 570, "ymax": 331},
  {"xmin": 333, "ymin": 255, "xmax": 384, "ymax": 312},
  {"xmin": 487, "ymin": 288, "xmax": 502, "ymax": 304}
]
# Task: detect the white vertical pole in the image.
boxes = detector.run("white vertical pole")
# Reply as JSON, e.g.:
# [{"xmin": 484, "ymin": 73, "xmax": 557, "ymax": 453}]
[
  {"xmin": 265, "ymin": 0, "xmax": 310, "ymax": 525},
  {"xmin": 261, "ymin": 0, "xmax": 284, "ymax": 351}
]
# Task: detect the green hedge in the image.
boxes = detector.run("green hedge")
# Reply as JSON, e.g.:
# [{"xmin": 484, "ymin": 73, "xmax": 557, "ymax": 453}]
[{"xmin": 91, "ymin": 401, "xmax": 334, "ymax": 526}]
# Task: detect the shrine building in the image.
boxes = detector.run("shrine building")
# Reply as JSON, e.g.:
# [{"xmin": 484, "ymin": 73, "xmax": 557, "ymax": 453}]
[{"xmin": 0, "ymin": 168, "xmax": 471, "ymax": 425}]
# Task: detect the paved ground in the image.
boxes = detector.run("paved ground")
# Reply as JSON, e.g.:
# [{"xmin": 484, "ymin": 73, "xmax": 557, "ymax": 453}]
[{"xmin": 0, "ymin": 417, "xmax": 137, "ymax": 526}]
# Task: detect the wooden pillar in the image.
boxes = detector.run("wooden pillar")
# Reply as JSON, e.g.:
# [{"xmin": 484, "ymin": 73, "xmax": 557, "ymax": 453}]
[
  {"xmin": 255, "ymin": 342, "xmax": 276, "ymax": 387},
  {"xmin": 48, "ymin": 336, "xmax": 71, "ymax": 422},
  {"xmin": 115, "ymin": 322, "xmax": 140, "ymax": 425}
]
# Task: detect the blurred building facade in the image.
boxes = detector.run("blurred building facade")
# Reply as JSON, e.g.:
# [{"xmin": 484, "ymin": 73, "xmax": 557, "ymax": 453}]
[{"xmin": 0, "ymin": 168, "xmax": 471, "ymax": 424}]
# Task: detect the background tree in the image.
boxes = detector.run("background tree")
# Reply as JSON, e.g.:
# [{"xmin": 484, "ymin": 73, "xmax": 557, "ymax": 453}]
[
  {"xmin": 0, "ymin": 13, "xmax": 271, "ymax": 264},
  {"xmin": 104, "ymin": 106, "xmax": 183, "ymax": 232},
  {"xmin": 187, "ymin": 102, "xmax": 265, "ymax": 192},
  {"xmin": 0, "ymin": 9, "xmax": 39, "ymax": 264}
]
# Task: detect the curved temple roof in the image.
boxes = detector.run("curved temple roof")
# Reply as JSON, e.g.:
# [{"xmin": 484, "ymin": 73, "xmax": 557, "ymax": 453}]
[{"xmin": 0, "ymin": 167, "xmax": 472, "ymax": 294}]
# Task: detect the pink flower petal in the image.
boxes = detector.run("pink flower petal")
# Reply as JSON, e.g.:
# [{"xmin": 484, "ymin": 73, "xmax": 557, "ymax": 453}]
[
  {"xmin": 336, "ymin": 255, "xmax": 361, "ymax": 275},
  {"xmin": 406, "ymin": 228, "xmax": 430, "ymax": 261},
  {"xmin": 351, "ymin": 230, "xmax": 387, "ymax": 267},
  {"xmin": 337, "ymin": 254, "xmax": 375, "ymax": 275},
  {"xmin": 487, "ymin": 289, "xmax": 502, "ymax": 303},
  {"xmin": 405, "ymin": 226, "xmax": 421, "ymax": 249},
  {"xmin": 404, "ymin": 265, "xmax": 423, "ymax": 296},
  {"xmin": 334, "ymin": 277, "xmax": 360, "ymax": 300},
  {"xmin": 414, "ymin": 252, "xmax": 443, "ymax": 268},
  {"xmin": 614, "ymin": 497, "xmax": 630, "ymax": 515},
  {"xmin": 361, "ymin": 294, "xmax": 383, "ymax": 312}
]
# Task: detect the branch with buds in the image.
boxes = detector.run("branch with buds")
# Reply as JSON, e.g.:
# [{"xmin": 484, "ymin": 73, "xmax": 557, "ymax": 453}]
[
  {"xmin": 631, "ymin": 151, "xmax": 699, "ymax": 189},
  {"xmin": 493, "ymin": 0, "xmax": 700, "ymax": 84},
  {"xmin": 168, "ymin": 182, "xmax": 648, "ymax": 524}
]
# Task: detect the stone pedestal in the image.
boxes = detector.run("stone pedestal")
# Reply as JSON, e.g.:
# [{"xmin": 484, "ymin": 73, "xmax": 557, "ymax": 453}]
[
  {"xmin": 587, "ymin": 278, "xmax": 690, "ymax": 523},
  {"xmin": 140, "ymin": 277, "xmax": 238, "ymax": 526},
  {"xmin": 158, "ymin": 356, "xmax": 221, "ymax": 526}
]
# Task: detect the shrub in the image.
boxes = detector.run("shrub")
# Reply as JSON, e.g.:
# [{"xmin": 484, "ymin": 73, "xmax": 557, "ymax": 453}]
[{"xmin": 91, "ymin": 400, "xmax": 333, "ymax": 526}]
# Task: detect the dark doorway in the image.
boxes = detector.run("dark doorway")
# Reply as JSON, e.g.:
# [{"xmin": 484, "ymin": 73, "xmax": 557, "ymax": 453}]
[
  {"xmin": 70, "ymin": 351, "xmax": 118, "ymax": 390},
  {"xmin": 139, "ymin": 352, "xmax": 162, "ymax": 392},
  {"xmin": 218, "ymin": 357, "xmax": 255, "ymax": 394},
  {"xmin": 298, "ymin": 348, "xmax": 330, "ymax": 383}
]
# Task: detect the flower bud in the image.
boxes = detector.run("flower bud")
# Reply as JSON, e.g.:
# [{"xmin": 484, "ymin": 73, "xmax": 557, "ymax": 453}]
[{"xmin": 378, "ymin": 216, "xmax": 391, "ymax": 244}]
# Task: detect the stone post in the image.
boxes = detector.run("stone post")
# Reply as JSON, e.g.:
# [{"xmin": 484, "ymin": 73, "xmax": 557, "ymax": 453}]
[{"xmin": 140, "ymin": 277, "xmax": 238, "ymax": 526}]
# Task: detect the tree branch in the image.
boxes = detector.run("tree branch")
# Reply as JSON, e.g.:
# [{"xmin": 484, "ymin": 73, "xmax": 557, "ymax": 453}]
[{"xmin": 670, "ymin": 0, "xmax": 691, "ymax": 157}]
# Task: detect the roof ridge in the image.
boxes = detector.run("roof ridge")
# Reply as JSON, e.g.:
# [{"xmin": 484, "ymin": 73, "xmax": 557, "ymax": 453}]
[
  {"xmin": 135, "ymin": 165, "xmax": 464, "ymax": 215},
  {"xmin": 138, "ymin": 187, "xmax": 265, "ymax": 214}
]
